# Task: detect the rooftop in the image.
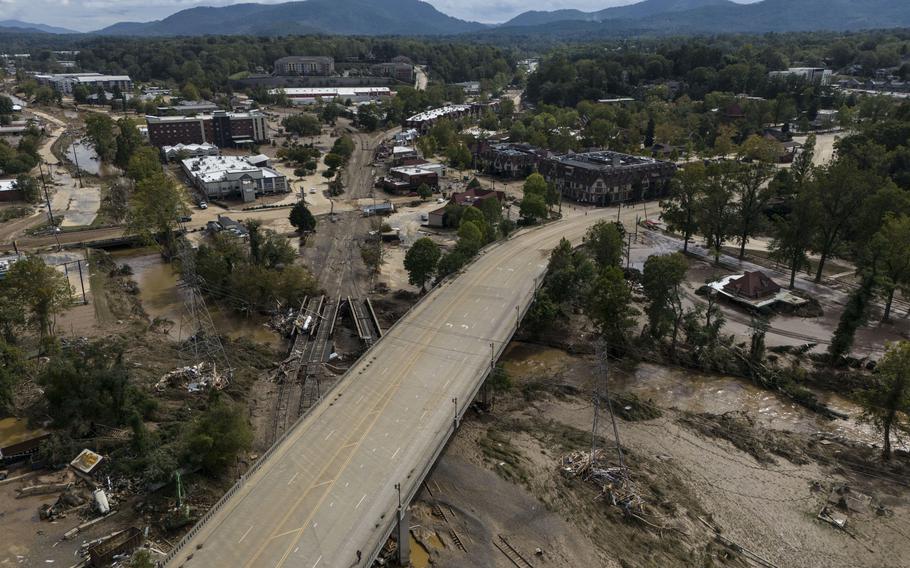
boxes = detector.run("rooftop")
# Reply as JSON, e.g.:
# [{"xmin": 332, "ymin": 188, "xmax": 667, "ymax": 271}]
[
  {"xmin": 276, "ymin": 87, "xmax": 390, "ymax": 97},
  {"xmin": 552, "ymin": 151, "xmax": 660, "ymax": 171},
  {"xmin": 146, "ymin": 110, "xmax": 263, "ymax": 123},
  {"xmin": 182, "ymin": 155, "xmax": 281, "ymax": 184}
]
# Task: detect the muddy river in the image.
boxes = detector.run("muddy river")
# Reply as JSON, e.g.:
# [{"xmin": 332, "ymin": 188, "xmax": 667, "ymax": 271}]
[
  {"xmin": 113, "ymin": 249, "xmax": 284, "ymax": 348},
  {"xmin": 502, "ymin": 342, "xmax": 893, "ymax": 450},
  {"xmin": 64, "ymin": 138, "xmax": 121, "ymax": 177}
]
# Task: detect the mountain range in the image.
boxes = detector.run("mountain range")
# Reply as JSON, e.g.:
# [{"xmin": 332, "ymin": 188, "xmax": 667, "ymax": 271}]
[
  {"xmin": 6, "ymin": 0, "xmax": 910, "ymax": 38},
  {"xmin": 0, "ymin": 19, "xmax": 77, "ymax": 34}
]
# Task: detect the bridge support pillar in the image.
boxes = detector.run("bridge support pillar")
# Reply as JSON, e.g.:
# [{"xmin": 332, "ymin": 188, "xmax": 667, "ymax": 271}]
[{"xmin": 396, "ymin": 506, "xmax": 410, "ymax": 566}]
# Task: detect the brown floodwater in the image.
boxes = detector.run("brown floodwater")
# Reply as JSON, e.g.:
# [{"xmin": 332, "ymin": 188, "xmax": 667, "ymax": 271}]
[
  {"xmin": 65, "ymin": 138, "xmax": 121, "ymax": 177},
  {"xmin": 112, "ymin": 249, "xmax": 284, "ymax": 348},
  {"xmin": 502, "ymin": 342, "xmax": 894, "ymax": 450}
]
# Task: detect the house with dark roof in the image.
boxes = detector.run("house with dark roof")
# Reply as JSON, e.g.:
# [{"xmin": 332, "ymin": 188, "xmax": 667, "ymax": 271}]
[{"xmin": 723, "ymin": 271, "xmax": 780, "ymax": 300}]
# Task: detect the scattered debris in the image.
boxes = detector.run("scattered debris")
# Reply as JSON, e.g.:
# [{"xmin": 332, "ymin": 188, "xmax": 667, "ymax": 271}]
[
  {"xmin": 70, "ymin": 449, "xmax": 103, "ymax": 475},
  {"xmin": 818, "ymin": 484, "xmax": 874, "ymax": 530},
  {"xmin": 560, "ymin": 449, "xmax": 644, "ymax": 515},
  {"xmin": 86, "ymin": 527, "xmax": 144, "ymax": 567},
  {"xmin": 156, "ymin": 362, "xmax": 227, "ymax": 392},
  {"xmin": 17, "ymin": 481, "xmax": 72, "ymax": 498}
]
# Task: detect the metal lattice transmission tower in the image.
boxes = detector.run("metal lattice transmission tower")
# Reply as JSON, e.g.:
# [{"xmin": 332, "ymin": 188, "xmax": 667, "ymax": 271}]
[
  {"xmin": 175, "ymin": 239, "xmax": 232, "ymax": 380},
  {"xmin": 592, "ymin": 339, "xmax": 626, "ymax": 474}
]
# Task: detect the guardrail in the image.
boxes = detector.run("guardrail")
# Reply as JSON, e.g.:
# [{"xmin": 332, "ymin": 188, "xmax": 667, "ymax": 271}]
[{"xmin": 161, "ymin": 221, "xmax": 553, "ymax": 567}]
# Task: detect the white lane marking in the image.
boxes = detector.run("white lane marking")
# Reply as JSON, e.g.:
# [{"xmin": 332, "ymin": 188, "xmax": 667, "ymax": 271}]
[
  {"xmin": 356, "ymin": 395, "xmax": 364, "ymax": 405},
  {"xmin": 287, "ymin": 472, "xmax": 299, "ymax": 485},
  {"xmin": 392, "ymin": 446, "xmax": 401, "ymax": 459},
  {"xmin": 330, "ymin": 501, "xmax": 334, "ymax": 508},
  {"xmin": 312, "ymin": 556, "xmax": 322, "ymax": 568},
  {"xmin": 380, "ymin": 367, "xmax": 388, "ymax": 376},
  {"xmin": 443, "ymin": 379, "xmax": 450, "ymax": 388},
  {"xmin": 324, "ymin": 430, "xmax": 335, "ymax": 441},
  {"xmin": 355, "ymin": 494, "xmax": 366, "ymax": 510},
  {"xmin": 294, "ymin": 546, "xmax": 299, "ymax": 553},
  {"xmin": 238, "ymin": 525, "xmax": 253, "ymax": 543},
  {"xmin": 420, "ymin": 410, "xmax": 429, "ymax": 421}
]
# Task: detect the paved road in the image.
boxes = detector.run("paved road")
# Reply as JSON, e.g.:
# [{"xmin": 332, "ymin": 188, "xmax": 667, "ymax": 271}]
[{"xmin": 165, "ymin": 209, "xmax": 615, "ymax": 568}]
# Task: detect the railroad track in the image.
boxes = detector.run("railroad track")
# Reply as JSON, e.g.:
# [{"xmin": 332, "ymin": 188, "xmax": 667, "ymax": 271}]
[{"xmin": 493, "ymin": 535, "xmax": 533, "ymax": 568}]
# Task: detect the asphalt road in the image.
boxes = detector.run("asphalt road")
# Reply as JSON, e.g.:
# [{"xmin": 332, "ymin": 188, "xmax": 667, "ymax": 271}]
[{"xmin": 165, "ymin": 209, "xmax": 615, "ymax": 568}]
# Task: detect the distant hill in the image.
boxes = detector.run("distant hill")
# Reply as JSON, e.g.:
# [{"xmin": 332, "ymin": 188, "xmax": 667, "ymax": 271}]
[
  {"xmin": 496, "ymin": 0, "xmax": 910, "ymax": 36},
  {"xmin": 93, "ymin": 0, "xmax": 487, "ymax": 37},
  {"xmin": 0, "ymin": 19, "xmax": 77, "ymax": 34},
  {"xmin": 503, "ymin": 0, "xmax": 734, "ymax": 27}
]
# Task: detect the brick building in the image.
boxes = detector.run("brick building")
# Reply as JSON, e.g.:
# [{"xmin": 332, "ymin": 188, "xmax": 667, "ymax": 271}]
[
  {"xmin": 539, "ymin": 151, "xmax": 676, "ymax": 206},
  {"xmin": 146, "ymin": 110, "xmax": 268, "ymax": 148}
]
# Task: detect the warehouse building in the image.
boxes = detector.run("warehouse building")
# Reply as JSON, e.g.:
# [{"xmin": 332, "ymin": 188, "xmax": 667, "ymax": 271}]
[
  {"xmin": 539, "ymin": 151, "xmax": 676, "ymax": 206},
  {"xmin": 181, "ymin": 155, "xmax": 288, "ymax": 201},
  {"xmin": 146, "ymin": 110, "xmax": 268, "ymax": 148},
  {"xmin": 274, "ymin": 87, "xmax": 391, "ymax": 106}
]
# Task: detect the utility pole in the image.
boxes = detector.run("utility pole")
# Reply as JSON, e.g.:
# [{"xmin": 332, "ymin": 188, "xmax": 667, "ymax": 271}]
[
  {"xmin": 38, "ymin": 162, "xmax": 62, "ymax": 251},
  {"xmin": 70, "ymin": 133, "xmax": 83, "ymax": 188}
]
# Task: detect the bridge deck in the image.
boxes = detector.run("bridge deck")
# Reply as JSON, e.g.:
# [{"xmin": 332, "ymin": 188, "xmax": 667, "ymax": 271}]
[{"xmin": 164, "ymin": 211, "xmax": 612, "ymax": 568}]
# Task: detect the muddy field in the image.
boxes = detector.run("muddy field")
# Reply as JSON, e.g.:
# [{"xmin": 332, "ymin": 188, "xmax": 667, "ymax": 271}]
[{"xmin": 413, "ymin": 341, "xmax": 910, "ymax": 568}]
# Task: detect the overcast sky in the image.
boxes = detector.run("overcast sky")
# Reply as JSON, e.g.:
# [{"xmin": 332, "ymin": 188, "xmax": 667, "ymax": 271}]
[{"xmin": 0, "ymin": 0, "xmax": 754, "ymax": 32}]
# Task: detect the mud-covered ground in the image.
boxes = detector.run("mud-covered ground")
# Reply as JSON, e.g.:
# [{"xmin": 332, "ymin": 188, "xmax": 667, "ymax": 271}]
[{"xmin": 413, "ymin": 341, "xmax": 910, "ymax": 568}]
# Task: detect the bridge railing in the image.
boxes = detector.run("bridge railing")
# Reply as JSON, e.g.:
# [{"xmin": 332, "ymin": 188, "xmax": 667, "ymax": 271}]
[{"xmin": 161, "ymin": 222, "xmax": 552, "ymax": 567}]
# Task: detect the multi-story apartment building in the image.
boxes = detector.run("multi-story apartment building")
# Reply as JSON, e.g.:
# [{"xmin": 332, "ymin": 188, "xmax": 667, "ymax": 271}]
[
  {"xmin": 539, "ymin": 151, "xmax": 677, "ymax": 206},
  {"xmin": 181, "ymin": 155, "xmax": 288, "ymax": 201},
  {"xmin": 145, "ymin": 110, "xmax": 268, "ymax": 148},
  {"xmin": 34, "ymin": 72, "xmax": 133, "ymax": 94},
  {"xmin": 274, "ymin": 56, "xmax": 335, "ymax": 76}
]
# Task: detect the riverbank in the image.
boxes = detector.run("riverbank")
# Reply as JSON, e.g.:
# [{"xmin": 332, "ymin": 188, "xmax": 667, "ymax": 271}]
[{"xmin": 413, "ymin": 340, "xmax": 910, "ymax": 568}]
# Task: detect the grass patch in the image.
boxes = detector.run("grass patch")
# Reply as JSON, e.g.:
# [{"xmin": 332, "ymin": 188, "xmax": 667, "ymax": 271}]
[{"xmin": 0, "ymin": 206, "xmax": 32, "ymax": 222}]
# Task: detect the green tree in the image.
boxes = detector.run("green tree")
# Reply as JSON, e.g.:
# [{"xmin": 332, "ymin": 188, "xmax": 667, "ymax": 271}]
[
  {"xmin": 519, "ymin": 193, "xmax": 548, "ymax": 223},
  {"xmin": 696, "ymin": 171, "xmax": 734, "ymax": 263},
  {"xmin": 114, "ymin": 118, "xmax": 144, "ymax": 169},
  {"xmin": 642, "ymin": 253, "xmax": 689, "ymax": 354},
  {"xmin": 0, "ymin": 339, "xmax": 26, "ymax": 412},
  {"xmin": 324, "ymin": 153, "xmax": 343, "ymax": 170},
  {"xmin": 523, "ymin": 173, "xmax": 548, "ymax": 197},
  {"xmin": 15, "ymin": 174, "xmax": 40, "ymax": 203},
  {"xmin": 731, "ymin": 163, "xmax": 775, "ymax": 260},
  {"xmin": 861, "ymin": 341, "xmax": 910, "ymax": 459},
  {"xmin": 282, "ymin": 114, "xmax": 322, "ymax": 137},
  {"xmin": 456, "ymin": 221, "xmax": 484, "ymax": 256},
  {"xmin": 404, "ymin": 237, "xmax": 441, "ymax": 292},
  {"xmin": 126, "ymin": 172, "xmax": 188, "ymax": 257},
  {"xmin": 524, "ymin": 289, "xmax": 558, "ymax": 333},
  {"xmin": 585, "ymin": 221, "xmax": 624, "ymax": 268},
  {"xmin": 185, "ymin": 397, "xmax": 252, "ymax": 476},
  {"xmin": 289, "ymin": 201, "xmax": 317, "ymax": 233},
  {"xmin": 587, "ymin": 266, "xmax": 638, "ymax": 355},
  {"xmin": 1, "ymin": 256, "xmax": 72, "ymax": 339},
  {"xmin": 662, "ymin": 162, "xmax": 705, "ymax": 253},
  {"xmin": 811, "ymin": 159, "xmax": 872, "ymax": 282},
  {"xmin": 416, "ymin": 183, "xmax": 432, "ymax": 200},
  {"xmin": 38, "ymin": 341, "xmax": 149, "ymax": 436},
  {"xmin": 871, "ymin": 214, "xmax": 910, "ymax": 321},
  {"xmin": 126, "ymin": 146, "xmax": 162, "ymax": 182},
  {"xmin": 85, "ymin": 113, "xmax": 117, "ymax": 163},
  {"xmin": 828, "ymin": 274, "xmax": 876, "ymax": 363}
]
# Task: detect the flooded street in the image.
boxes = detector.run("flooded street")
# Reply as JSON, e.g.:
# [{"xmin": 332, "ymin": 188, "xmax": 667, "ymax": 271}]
[
  {"xmin": 502, "ymin": 341, "xmax": 891, "ymax": 450},
  {"xmin": 115, "ymin": 249, "xmax": 285, "ymax": 348}
]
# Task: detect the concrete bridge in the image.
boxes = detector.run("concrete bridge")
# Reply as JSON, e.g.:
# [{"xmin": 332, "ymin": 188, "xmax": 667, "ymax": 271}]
[{"xmin": 163, "ymin": 210, "xmax": 613, "ymax": 568}]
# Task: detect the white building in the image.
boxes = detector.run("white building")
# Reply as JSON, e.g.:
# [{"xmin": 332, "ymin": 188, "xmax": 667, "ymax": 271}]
[
  {"xmin": 273, "ymin": 87, "xmax": 392, "ymax": 106},
  {"xmin": 768, "ymin": 67, "xmax": 832, "ymax": 86},
  {"xmin": 34, "ymin": 72, "xmax": 133, "ymax": 94},
  {"xmin": 162, "ymin": 143, "xmax": 220, "ymax": 161},
  {"xmin": 181, "ymin": 155, "xmax": 288, "ymax": 202}
]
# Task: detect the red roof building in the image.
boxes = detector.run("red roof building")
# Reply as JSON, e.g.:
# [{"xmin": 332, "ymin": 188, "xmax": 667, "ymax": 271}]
[{"xmin": 723, "ymin": 271, "xmax": 781, "ymax": 300}]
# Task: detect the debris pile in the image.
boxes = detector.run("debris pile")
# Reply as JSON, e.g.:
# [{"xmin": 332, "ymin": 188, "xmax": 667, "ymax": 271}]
[
  {"xmin": 268, "ymin": 308, "xmax": 299, "ymax": 337},
  {"xmin": 818, "ymin": 484, "xmax": 873, "ymax": 530},
  {"xmin": 560, "ymin": 449, "xmax": 644, "ymax": 515},
  {"xmin": 156, "ymin": 362, "xmax": 227, "ymax": 392}
]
